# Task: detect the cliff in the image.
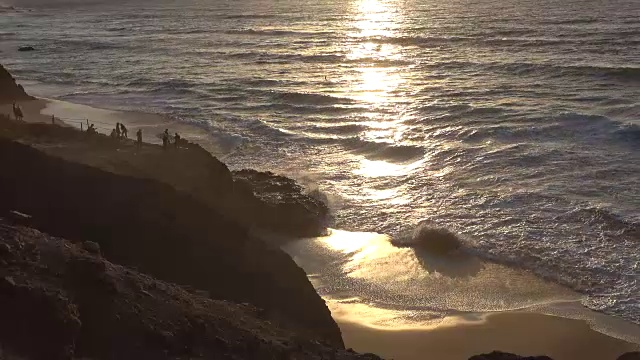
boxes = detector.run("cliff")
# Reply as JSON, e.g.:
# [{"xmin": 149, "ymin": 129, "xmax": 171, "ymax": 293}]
[
  {"xmin": 4, "ymin": 119, "xmax": 327, "ymax": 238},
  {"xmin": 0, "ymin": 220, "xmax": 381, "ymax": 360},
  {"xmin": 0, "ymin": 65, "xmax": 33, "ymax": 104},
  {"xmin": 0, "ymin": 118, "xmax": 343, "ymax": 348}
]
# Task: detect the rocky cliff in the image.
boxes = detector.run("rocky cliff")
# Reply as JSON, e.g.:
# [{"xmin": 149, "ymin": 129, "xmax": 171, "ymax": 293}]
[
  {"xmin": 3, "ymin": 118, "xmax": 328, "ymax": 238},
  {"xmin": 0, "ymin": 124, "xmax": 343, "ymax": 348},
  {"xmin": 0, "ymin": 220, "xmax": 381, "ymax": 360},
  {"xmin": 0, "ymin": 65, "xmax": 33, "ymax": 104}
]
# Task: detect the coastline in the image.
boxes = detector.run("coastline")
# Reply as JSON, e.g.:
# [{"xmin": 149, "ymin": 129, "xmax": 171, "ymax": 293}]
[
  {"xmin": 285, "ymin": 229, "xmax": 640, "ymax": 359},
  {"xmin": 336, "ymin": 310, "xmax": 639, "ymax": 360},
  {"xmin": 4, "ymin": 95, "xmax": 640, "ymax": 359}
]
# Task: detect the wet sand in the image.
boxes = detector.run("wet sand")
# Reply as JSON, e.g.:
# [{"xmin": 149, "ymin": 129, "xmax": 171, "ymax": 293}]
[{"xmin": 337, "ymin": 310, "xmax": 640, "ymax": 360}]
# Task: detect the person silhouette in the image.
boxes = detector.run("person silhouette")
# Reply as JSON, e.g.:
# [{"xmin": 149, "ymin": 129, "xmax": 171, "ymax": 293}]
[
  {"xmin": 12, "ymin": 103, "xmax": 23, "ymax": 121},
  {"xmin": 136, "ymin": 129, "xmax": 142, "ymax": 148},
  {"xmin": 174, "ymin": 132, "xmax": 181, "ymax": 149},
  {"xmin": 115, "ymin": 123, "xmax": 121, "ymax": 139},
  {"xmin": 162, "ymin": 129, "xmax": 169, "ymax": 150},
  {"xmin": 120, "ymin": 123, "xmax": 128, "ymax": 139}
]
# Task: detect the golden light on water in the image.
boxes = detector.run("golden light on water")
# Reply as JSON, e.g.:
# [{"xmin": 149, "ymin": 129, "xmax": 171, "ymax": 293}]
[
  {"xmin": 354, "ymin": 159, "xmax": 425, "ymax": 177},
  {"xmin": 345, "ymin": 0, "xmax": 407, "ymax": 109}
]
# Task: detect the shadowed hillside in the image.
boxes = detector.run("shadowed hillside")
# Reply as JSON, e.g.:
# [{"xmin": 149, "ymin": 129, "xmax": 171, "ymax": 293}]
[
  {"xmin": 0, "ymin": 119, "xmax": 343, "ymax": 348},
  {"xmin": 0, "ymin": 220, "xmax": 382, "ymax": 359}
]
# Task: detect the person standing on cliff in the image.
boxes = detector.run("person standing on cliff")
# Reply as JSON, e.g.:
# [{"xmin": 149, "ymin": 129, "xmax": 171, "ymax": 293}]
[
  {"xmin": 136, "ymin": 129, "xmax": 143, "ymax": 149},
  {"xmin": 174, "ymin": 132, "xmax": 181, "ymax": 149},
  {"xmin": 162, "ymin": 129, "xmax": 169, "ymax": 150},
  {"xmin": 120, "ymin": 123, "xmax": 128, "ymax": 139}
]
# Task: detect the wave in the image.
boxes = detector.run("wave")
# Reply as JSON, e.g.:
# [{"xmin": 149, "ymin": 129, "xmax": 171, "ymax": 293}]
[
  {"xmin": 305, "ymin": 123, "xmax": 366, "ymax": 135},
  {"xmin": 271, "ymin": 91, "xmax": 354, "ymax": 106},
  {"xmin": 557, "ymin": 206, "xmax": 639, "ymax": 239},
  {"xmin": 221, "ymin": 14, "xmax": 276, "ymax": 19},
  {"xmin": 52, "ymin": 38, "xmax": 127, "ymax": 51},
  {"xmin": 252, "ymin": 103, "xmax": 361, "ymax": 116},
  {"xmin": 343, "ymin": 138, "xmax": 425, "ymax": 162},
  {"xmin": 391, "ymin": 223, "xmax": 464, "ymax": 255},
  {"xmin": 540, "ymin": 17, "xmax": 599, "ymax": 25},
  {"xmin": 456, "ymin": 112, "xmax": 639, "ymax": 147},
  {"xmin": 224, "ymin": 28, "xmax": 334, "ymax": 37},
  {"xmin": 614, "ymin": 123, "xmax": 640, "ymax": 143},
  {"xmin": 449, "ymin": 61, "xmax": 640, "ymax": 82},
  {"xmin": 223, "ymin": 51, "xmax": 410, "ymax": 66}
]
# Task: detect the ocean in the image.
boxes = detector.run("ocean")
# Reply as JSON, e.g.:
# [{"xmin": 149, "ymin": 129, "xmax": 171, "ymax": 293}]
[{"xmin": 1, "ymin": 0, "xmax": 638, "ymax": 327}]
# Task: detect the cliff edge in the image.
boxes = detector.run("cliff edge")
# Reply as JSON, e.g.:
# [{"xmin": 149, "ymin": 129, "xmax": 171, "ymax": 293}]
[
  {"xmin": 0, "ymin": 120, "xmax": 343, "ymax": 348},
  {"xmin": 0, "ymin": 65, "xmax": 33, "ymax": 104}
]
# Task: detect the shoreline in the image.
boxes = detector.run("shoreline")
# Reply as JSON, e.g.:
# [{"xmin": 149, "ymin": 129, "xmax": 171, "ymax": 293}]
[
  {"xmin": 284, "ymin": 229, "xmax": 640, "ymax": 359},
  {"xmin": 336, "ymin": 310, "xmax": 639, "ymax": 360},
  {"xmin": 4, "ymin": 96, "xmax": 640, "ymax": 359}
]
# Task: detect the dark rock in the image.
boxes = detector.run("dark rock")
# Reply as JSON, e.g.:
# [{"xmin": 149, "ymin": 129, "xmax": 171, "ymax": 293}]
[
  {"xmin": 7, "ymin": 210, "xmax": 32, "ymax": 225},
  {"xmin": 0, "ymin": 242, "xmax": 11, "ymax": 256},
  {"xmin": 0, "ymin": 282, "xmax": 81, "ymax": 360},
  {"xmin": 0, "ymin": 64, "xmax": 33, "ymax": 103},
  {"xmin": 0, "ymin": 223, "xmax": 379, "ymax": 360},
  {"xmin": 0, "ymin": 135, "xmax": 343, "ymax": 348},
  {"xmin": 618, "ymin": 352, "xmax": 640, "ymax": 360},
  {"xmin": 0, "ymin": 275, "xmax": 17, "ymax": 292},
  {"xmin": 469, "ymin": 351, "xmax": 553, "ymax": 360},
  {"xmin": 18, "ymin": 46, "xmax": 35, "ymax": 52},
  {"xmin": 232, "ymin": 169, "xmax": 330, "ymax": 238},
  {"xmin": 82, "ymin": 241, "xmax": 101, "ymax": 255}
]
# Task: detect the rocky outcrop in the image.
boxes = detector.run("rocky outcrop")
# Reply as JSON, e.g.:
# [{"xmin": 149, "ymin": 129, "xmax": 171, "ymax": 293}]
[
  {"xmin": 233, "ymin": 169, "xmax": 330, "ymax": 237},
  {"xmin": 469, "ymin": 352, "xmax": 553, "ymax": 360},
  {"xmin": 618, "ymin": 353, "xmax": 640, "ymax": 360},
  {"xmin": 0, "ymin": 64, "xmax": 33, "ymax": 104},
  {"xmin": 0, "ymin": 130, "xmax": 343, "ymax": 348},
  {"xmin": 2, "ymin": 114, "xmax": 328, "ymax": 238},
  {"xmin": 0, "ymin": 221, "xmax": 382, "ymax": 360}
]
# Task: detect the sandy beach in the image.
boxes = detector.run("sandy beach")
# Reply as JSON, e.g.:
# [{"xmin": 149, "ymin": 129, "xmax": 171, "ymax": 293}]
[{"xmin": 337, "ymin": 310, "xmax": 640, "ymax": 360}]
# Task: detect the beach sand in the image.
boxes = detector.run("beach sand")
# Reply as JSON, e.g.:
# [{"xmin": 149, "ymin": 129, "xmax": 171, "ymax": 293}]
[{"xmin": 334, "ymin": 305, "xmax": 640, "ymax": 360}]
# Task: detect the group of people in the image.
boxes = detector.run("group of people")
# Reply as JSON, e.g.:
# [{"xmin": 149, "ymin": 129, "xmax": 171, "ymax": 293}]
[
  {"xmin": 11, "ymin": 103, "xmax": 23, "ymax": 121},
  {"xmin": 110, "ymin": 122, "xmax": 129, "ymax": 140},
  {"xmin": 86, "ymin": 120, "xmax": 180, "ymax": 151},
  {"xmin": 108, "ymin": 122, "xmax": 144, "ymax": 148},
  {"xmin": 162, "ymin": 128, "xmax": 181, "ymax": 150}
]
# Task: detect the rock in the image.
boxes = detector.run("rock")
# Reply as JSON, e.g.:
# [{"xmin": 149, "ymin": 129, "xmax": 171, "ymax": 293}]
[
  {"xmin": 469, "ymin": 351, "xmax": 553, "ymax": 360},
  {"xmin": 232, "ymin": 169, "xmax": 329, "ymax": 238},
  {"xmin": 0, "ymin": 242, "xmax": 11, "ymax": 256},
  {"xmin": 0, "ymin": 275, "xmax": 17, "ymax": 292},
  {"xmin": 0, "ymin": 283, "xmax": 81, "ymax": 360},
  {"xmin": 7, "ymin": 210, "xmax": 32, "ymax": 225},
  {"xmin": 0, "ymin": 64, "xmax": 33, "ymax": 103},
  {"xmin": 18, "ymin": 46, "xmax": 35, "ymax": 52},
  {"xmin": 618, "ymin": 352, "xmax": 640, "ymax": 360},
  {"xmin": 0, "ymin": 136, "xmax": 344, "ymax": 348},
  {"xmin": 83, "ymin": 241, "xmax": 101, "ymax": 255}
]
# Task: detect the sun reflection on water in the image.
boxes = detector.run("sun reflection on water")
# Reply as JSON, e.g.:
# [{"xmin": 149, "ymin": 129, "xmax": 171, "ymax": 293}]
[{"xmin": 344, "ymin": 0, "xmax": 407, "ymax": 109}]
